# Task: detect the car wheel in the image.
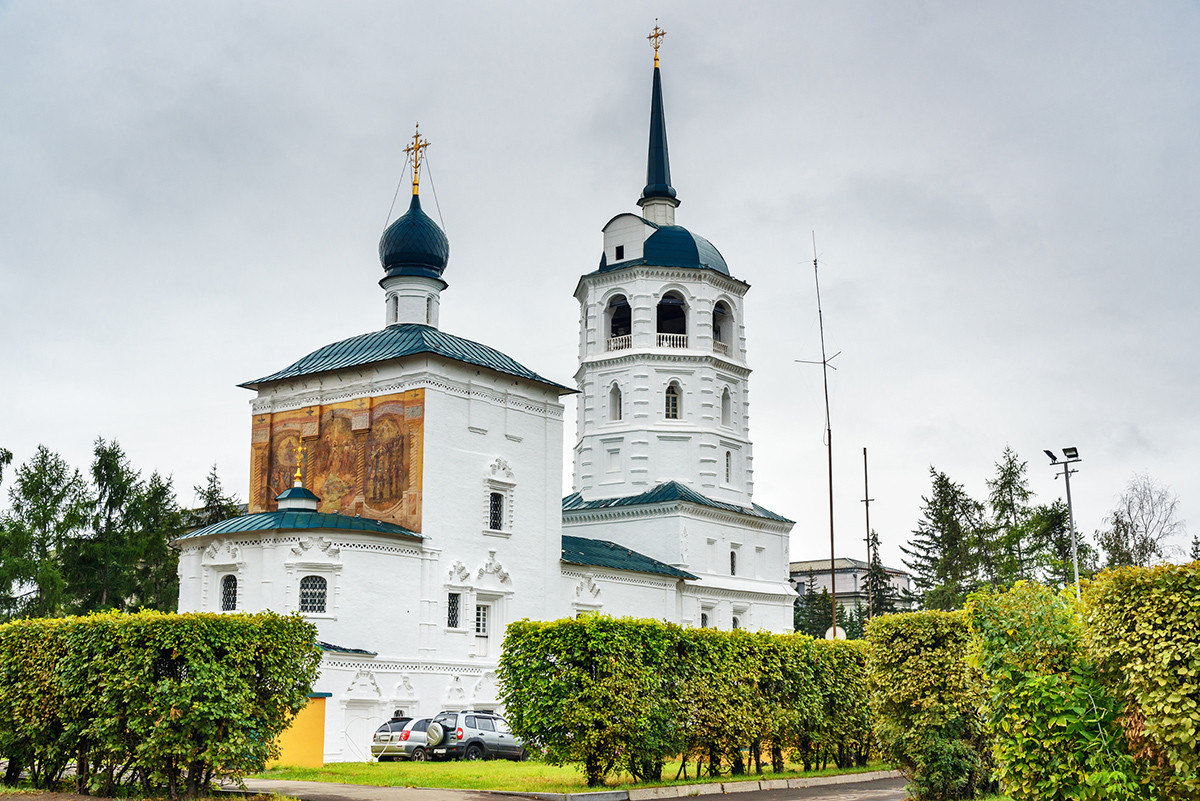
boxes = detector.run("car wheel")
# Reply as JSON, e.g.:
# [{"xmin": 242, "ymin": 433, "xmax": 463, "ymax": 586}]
[
  {"xmin": 464, "ymin": 744, "xmax": 484, "ymax": 761},
  {"xmin": 425, "ymin": 722, "xmax": 444, "ymax": 747},
  {"xmin": 411, "ymin": 747, "xmax": 428, "ymax": 762},
  {"xmin": 517, "ymin": 748, "xmax": 529, "ymax": 762}
]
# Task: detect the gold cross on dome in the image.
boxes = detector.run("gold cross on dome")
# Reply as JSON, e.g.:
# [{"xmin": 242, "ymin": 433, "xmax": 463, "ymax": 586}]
[
  {"xmin": 404, "ymin": 122, "xmax": 430, "ymax": 196},
  {"xmin": 648, "ymin": 20, "xmax": 666, "ymax": 68},
  {"xmin": 292, "ymin": 440, "xmax": 307, "ymax": 484}
]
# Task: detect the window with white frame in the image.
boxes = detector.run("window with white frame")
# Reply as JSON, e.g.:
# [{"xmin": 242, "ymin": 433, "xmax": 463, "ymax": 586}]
[
  {"xmin": 721, "ymin": 387, "xmax": 732, "ymax": 427},
  {"xmin": 488, "ymin": 492, "xmax": 504, "ymax": 531},
  {"xmin": 608, "ymin": 384, "xmax": 622, "ymax": 421},
  {"xmin": 299, "ymin": 575, "xmax": 327, "ymax": 614},
  {"xmin": 665, "ymin": 382, "xmax": 681, "ymax": 420},
  {"xmin": 220, "ymin": 574, "xmax": 237, "ymax": 611}
]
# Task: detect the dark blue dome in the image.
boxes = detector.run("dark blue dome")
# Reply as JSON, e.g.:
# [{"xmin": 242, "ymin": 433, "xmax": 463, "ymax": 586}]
[
  {"xmin": 379, "ymin": 194, "xmax": 449, "ymax": 281},
  {"xmin": 642, "ymin": 225, "xmax": 729, "ymax": 275}
]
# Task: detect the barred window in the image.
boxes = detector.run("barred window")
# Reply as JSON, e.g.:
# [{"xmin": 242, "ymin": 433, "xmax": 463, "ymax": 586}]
[
  {"xmin": 475, "ymin": 604, "xmax": 489, "ymax": 636},
  {"xmin": 299, "ymin": 575, "xmax": 327, "ymax": 614},
  {"xmin": 700, "ymin": 612, "xmax": 709, "ymax": 629},
  {"xmin": 725, "ymin": 451, "xmax": 732, "ymax": 483},
  {"xmin": 220, "ymin": 574, "xmax": 237, "ymax": 611},
  {"xmin": 488, "ymin": 492, "xmax": 504, "ymax": 531},
  {"xmin": 730, "ymin": 549, "xmax": 738, "ymax": 576},
  {"xmin": 447, "ymin": 592, "xmax": 461, "ymax": 628},
  {"xmin": 732, "ymin": 616, "xmax": 741, "ymax": 630}
]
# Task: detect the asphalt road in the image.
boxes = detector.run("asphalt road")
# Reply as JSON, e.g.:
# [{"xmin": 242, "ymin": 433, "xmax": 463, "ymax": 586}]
[{"xmin": 243, "ymin": 774, "xmax": 908, "ymax": 801}]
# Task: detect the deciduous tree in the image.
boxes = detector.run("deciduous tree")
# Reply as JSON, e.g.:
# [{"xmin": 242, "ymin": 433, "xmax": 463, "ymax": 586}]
[{"xmin": 1096, "ymin": 473, "xmax": 1184, "ymax": 568}]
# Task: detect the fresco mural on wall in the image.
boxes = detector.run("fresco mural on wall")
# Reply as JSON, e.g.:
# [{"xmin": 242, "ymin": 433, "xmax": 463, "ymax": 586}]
[{"xmin": 249, "ymin": 389, "xmax": 424, "ymax": 532}]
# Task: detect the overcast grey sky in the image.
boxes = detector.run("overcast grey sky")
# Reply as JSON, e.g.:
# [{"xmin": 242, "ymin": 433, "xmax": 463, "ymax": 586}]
[{"xmin": 2, "ymin": 1, "xmax": 1197, "ymax": 570}]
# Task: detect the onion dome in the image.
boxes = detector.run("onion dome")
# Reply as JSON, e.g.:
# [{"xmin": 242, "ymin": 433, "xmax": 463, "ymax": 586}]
[{"xmin": 379, "ymin": 193, "xmax": 450, "ymax": 281}]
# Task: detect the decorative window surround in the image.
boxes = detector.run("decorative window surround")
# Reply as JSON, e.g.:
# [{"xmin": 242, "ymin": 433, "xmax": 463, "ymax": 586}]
[{"xmin": 483, "ymin": 457, "xmax": 516, "ymax": 537}]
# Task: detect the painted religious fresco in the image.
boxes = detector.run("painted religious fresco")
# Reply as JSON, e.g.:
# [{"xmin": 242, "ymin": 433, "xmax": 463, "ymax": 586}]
[{"xmin": 249, "ymin": 389, "xmax": 424, "ymax": 532}]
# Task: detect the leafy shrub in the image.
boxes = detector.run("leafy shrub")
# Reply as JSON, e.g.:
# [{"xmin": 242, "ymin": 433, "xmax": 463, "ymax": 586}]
[
  {"xmin": 968, "ymin": 582, "xmax": 1141, "ymax": 800},
  {"xmin": 499, "ymin": 615, "xmax": 860, "ymax": 786},
  {"xmin": 866, "ymin": 610, "xmax": 993, "ymax": 800},
  {"xmin": 1082, "ymin": 563, "xmax": 1200, "ymax": 798},
  {"xmin": 0, "ymin": 611, "xmax": 320, "ymax": 799}
]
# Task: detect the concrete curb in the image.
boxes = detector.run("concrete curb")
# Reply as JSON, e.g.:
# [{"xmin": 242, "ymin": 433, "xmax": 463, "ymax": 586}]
[{"xmin": 512, "ymin": 770, "xmax": 902, "ymax": 800}]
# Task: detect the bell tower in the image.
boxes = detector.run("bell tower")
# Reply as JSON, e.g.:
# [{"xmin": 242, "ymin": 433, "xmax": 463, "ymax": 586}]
[{"xmin": 571, "ymin": 27, "xmax": 755, "ymax": 508}]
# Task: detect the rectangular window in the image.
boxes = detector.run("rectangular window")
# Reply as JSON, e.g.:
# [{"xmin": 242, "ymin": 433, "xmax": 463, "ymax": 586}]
[
  {"xmin": 475, "ymin": 604, "xmax": 490, "ymax": 636},
  {"xmin": 488, "ymin": 492, "xmax": 504, "ymax": 531},
  {"xmin": 447, "ymin": 592, "xmax": 461, "ymax": 628},
  {"xmin": 615, "ymin": 244, "xmax": 625, "ymax": 260}
]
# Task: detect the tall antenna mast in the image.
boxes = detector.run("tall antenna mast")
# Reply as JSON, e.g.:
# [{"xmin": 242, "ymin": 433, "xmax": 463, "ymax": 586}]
[
  {"xmin": 862, "ymin": 447, "xmax": 874, "ymax": 618},
  {"xmin": 797, "ymin": 232, "xmax": 841, "ymax": 637}
]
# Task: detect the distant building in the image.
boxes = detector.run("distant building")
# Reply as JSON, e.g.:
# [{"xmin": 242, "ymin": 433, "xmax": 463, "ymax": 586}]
[{"xmin": 788, "ymin": 558, "xmax": 915, "ymax": 611}]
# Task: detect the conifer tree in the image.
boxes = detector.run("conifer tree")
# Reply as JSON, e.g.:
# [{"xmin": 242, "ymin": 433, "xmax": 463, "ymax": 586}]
[
  {"xmin": 126, "ymin": 471, "xmax": 183, "ymax": 610},
  {"xmin": 901, "ymin": 468, "xmax": 985, "ymax": 610},
  {"xmin": 985, "ymin": 447, "xmax": 1035, "ymax": 585},
  {"xmin": 864, "ymin": 529, "xmax": 898, "ymax": 618},
  {"xmin": 0, "ymin": 446, "xmax": 91, "ymax": 619},
  {"xmin": 190, "ymin": 463, "xmax": 242, "ymax": 528},
  {"xmin": 1028, "ymin": 500, "xmax": 1097, "ymax": 589}
]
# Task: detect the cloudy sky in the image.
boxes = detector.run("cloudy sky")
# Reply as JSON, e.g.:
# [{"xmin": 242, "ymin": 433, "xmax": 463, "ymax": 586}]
[{"xmin": 2, "ymin": 1, "xmax": 1197, "ymax": 569}]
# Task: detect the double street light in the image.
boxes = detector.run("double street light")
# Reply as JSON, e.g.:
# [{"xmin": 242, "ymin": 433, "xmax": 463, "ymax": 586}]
[{"xmin": 1044, "ymin": 447, "xmax": 1081, "ymax": 598}]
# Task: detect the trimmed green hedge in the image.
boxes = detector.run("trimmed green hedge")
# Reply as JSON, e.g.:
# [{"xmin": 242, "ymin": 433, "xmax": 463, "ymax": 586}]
[
  {"xmin": 1082, "ymin": 564, "xmax": 1200, "ymax": 798},
  {"xmin": 968, "ymin": 583, "xmax": 1140, "ymax": 800},
  {"xmin": 866, "ymin": 610, "xmax": 993, "ymax": 800},
  {"xmin": 0, "ymin": 611, "xmax": 320, "ymax": 799},
  {"xmin": 498, "ymin": 615, "xmax": 866, "ymax": 787}
]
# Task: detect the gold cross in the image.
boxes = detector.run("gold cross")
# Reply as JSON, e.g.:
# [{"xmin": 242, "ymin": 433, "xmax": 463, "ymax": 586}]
[
  {"xmin": 404, "ymin": 122, "xmax": 431, "ymax": 196},
  {"xmin": 292, "ymin": 440, "xmax": 307, "ymax": 484},
  {"xmin": 648, "ymin": 20, "xmax": 666, "ymax": 68}
]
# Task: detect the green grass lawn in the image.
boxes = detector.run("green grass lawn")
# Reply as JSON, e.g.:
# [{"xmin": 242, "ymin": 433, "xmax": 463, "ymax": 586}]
[{"xmin": 256, "ymin": 758, "xmax": 888, "ymax": 794}]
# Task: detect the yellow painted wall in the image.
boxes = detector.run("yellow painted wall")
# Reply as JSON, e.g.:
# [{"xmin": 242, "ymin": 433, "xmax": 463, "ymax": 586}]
[{"xmin": 268, "ymin": 695, "xmax": 327, "ymax": 768}]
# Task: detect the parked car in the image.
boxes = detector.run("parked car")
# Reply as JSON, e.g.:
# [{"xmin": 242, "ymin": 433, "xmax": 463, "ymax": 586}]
[
  {"xmin": 425, "ymin": 709, "xmax": 528, "ymax": 761},
  {"xmin": 370, "ymin": 714, "xmax": 414, "ymax": 761}
]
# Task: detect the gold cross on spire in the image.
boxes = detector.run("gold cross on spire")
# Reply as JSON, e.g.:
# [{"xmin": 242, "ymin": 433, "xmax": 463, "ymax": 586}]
[
  {"xmin": 292, "ymin": 440, "xmax": 307, "ymax": 485},
  {"xmin": 648, "ymin": 20, "xmax": 666, "ymax": 68},
  {"xmin": 404, "ymin": 122, "xmax": 430, "ymax": 196}
]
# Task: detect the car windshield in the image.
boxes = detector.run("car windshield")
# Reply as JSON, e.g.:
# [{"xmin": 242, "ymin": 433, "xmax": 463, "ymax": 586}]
[{"xmin": 375, "ymin": 719, "xmax": 410, "ymax": 734}]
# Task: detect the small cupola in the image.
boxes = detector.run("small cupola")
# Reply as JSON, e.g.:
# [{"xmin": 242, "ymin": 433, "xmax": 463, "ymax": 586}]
[
  {"xmin": 379, "ymin": 124, "xmax": 449, "ymax": 328},
  {"xmin": 276, "ymin": 484, "xmax": 320, "ymax": 512}
]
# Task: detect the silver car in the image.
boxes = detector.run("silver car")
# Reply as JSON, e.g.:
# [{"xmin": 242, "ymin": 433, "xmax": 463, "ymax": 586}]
[
  {"xmin": 372, "ymin": 716, "xmax": 433, "ymax": 761},
  {"xmin": 426, "ymin": 710, "xmax": 528, "ymax": 761}
]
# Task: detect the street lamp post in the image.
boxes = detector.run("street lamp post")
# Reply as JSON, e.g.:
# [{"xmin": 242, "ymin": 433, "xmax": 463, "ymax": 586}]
[{"xmin": 1044, "ymin": 447, "xmax": 1082, "ymax": 598}]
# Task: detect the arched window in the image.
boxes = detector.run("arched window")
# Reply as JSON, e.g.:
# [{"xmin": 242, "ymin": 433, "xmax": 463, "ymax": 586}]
[
  {"xmin": 725, "ymin": 451, "xmax": 733, "ymax": 483},
  {"xmin": 606, "ymin": 295, "xmax": 631, "ymax": 347},
  {"xmin": 721, "ymin": 387, "xmax": 732, "ymax": 427},
  {"xmin": 300, "ymin": 575, "xmax": 327, "ymax": 614},
  {"xmin": 488, "ymin": 491, "xmax": 504, "ymax": 531},
  {"xmin": 608, "ymin": 384, "xmax": 622, "ymax": 421},
  {"xmin": 732, "ymin": 616, "xmax": 741, "ymax": 630},
  {"xmin": 712, "ymin": 301, "xmax": 731, "ymax": 354},
  {"xmin": 656, "ymin": 291, "xmax": 687, "ymax": 347},
  {"xmin": 220, "ymin": 574, "xmax": 237, "ymax": 612},
  {"xmin": 426, "ymin": 296, "xmax": 434, "ymax": 324},
  {"xmin": 664, "ymin": 382, "xmax": 680, "ymax": 420},
  {"xmin": 700, "ymin": 612, "xmax": 709, "ymax": 629}
]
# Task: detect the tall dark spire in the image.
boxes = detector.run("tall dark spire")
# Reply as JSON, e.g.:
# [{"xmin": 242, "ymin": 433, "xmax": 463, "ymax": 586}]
[
  {"xmin": 641, "ymin": 65, "xmax": 677, "ymax": 203},
  {"xmin": 640, "ymin": 22, "xmax": 678, "ymax": 208}
]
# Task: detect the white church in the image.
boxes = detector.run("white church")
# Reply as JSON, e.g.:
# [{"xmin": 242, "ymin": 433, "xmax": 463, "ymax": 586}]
[{"xmin": 175, "ymin": 35, "xmax": 798, "ymax": 762}]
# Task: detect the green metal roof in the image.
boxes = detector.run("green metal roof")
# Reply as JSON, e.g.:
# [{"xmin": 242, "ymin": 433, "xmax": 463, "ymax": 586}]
[
  {"xmin": 562, "ymin": 480, "xmax": 792, "ymax": 524},
  {"xmin": 561, "ymin": 535, "xmax": 696, "ymax": 580},
  {"xmin": 176, "ymin": 510, "xmax": 423, "ymax": 541},
  {"xmin": 318, "ymin": 641, "xmax": 378, "ymax": 657},
  {"xmin": 276, "ymin": 486, "xmax": 319, "ymax": 501},
  {"xmin": 596, "ymin": 224, "xmax": 730, "ymax": 276},
  {"xmin": 641, "ymin": 65, "xmax": 676, "ymax": 203},
  {"xmin": 241, "ymin": 323, "xmax": 572, "ymax": 392}
]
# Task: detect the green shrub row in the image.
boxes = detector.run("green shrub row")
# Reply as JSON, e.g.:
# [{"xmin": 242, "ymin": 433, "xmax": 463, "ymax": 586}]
[
  {"xmin": 0, "ymin": 611, "xmax": 321, "ymax": 799},
  {"xmin": 866, "ymin": 610, "xmax": 994, "ymax": 800},
  {"xmin": 497, "ymin": 615, "xmax": 870, "ymax": 787},
  {"xmin": 968, "ymin": 583, "xmax": 1140, "ymax": 800},
  {"xmin": 1082, "ymin": 564, "xmax": 1200, "ymax": 798}
]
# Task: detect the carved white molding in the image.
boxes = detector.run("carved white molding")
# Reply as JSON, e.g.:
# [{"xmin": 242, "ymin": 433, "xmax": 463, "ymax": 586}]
[{"xmin": 478, "ymin": 550, "xmax": 510, "ymax": 584}]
